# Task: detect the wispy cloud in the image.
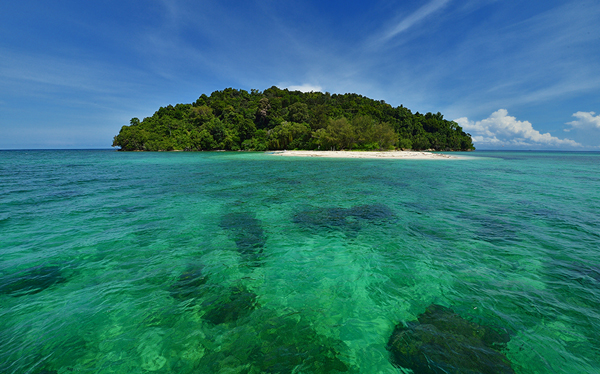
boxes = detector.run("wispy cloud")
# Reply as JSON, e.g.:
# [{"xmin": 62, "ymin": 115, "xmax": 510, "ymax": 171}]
[
  {"xmin": 0, "ymin": 49, "xmax": 108, "ymax": 93},
  {"xmin": 368, "ymin": 0, "xmax": 451, "ymax": 48},
  {"xmin": 0, "ymin": 47, "xmax": 159, "ymax": 102},
  {"xmin": 414, "ymin": 1, "xmax": 600, "ymax": 119},
  {"xmin": 455, "ymin": 109, "xmax": 582, "ymax": 148}
]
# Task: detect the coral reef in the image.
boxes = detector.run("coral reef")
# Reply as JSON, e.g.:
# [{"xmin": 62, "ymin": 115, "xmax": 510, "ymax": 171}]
[
  {"xmin": 387, "ymin": 304, "xmax": 513, "ymax": 374},
  {"xmin": 0, "ymin": 265, "xmax": 66, "ymax": 297}
]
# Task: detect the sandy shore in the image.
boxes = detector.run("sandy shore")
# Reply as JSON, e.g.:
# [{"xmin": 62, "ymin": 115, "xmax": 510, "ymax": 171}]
[{"xmin": 266, "ymin": 150, "xmax": 465, "ymax": 159}]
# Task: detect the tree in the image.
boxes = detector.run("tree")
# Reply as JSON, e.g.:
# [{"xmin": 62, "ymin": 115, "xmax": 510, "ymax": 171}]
[
  {"xmin": 194, "ymin": 129, "xmax": 216, "ymax": 150},
  {"xmin": 267, "ymin": 122, "xmax": 312, "ymax": 150},
  {"xmin": 318, "ymin": 118, "xmax": 355, "ymax": 150},
  {"xmin": 287, "ymin": 102, "xmax": 310, "ymax": 123}
]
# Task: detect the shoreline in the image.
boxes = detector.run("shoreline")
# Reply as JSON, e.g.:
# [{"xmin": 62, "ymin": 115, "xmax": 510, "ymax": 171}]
[{"xmin": 266, "ymin": 150, "xmax": 469, "ymax": 160}]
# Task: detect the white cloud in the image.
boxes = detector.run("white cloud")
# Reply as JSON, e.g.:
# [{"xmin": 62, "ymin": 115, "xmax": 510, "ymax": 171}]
[
  {"xmin": 286, "ymin": 84, "xmax": 322, "ymax": 93},
  {"xmin": 455, "ymin": 109, "xmax": 581, "ymax": 148},
  {"xmin": 565, "ymin": 111, "xmax": 600, "ymax": 132}
]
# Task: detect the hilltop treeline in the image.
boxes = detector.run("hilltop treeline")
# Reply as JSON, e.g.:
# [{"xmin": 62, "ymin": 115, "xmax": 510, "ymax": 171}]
[{"xmin": 112, "ymin": 86, "xmax": 474, "ymax": 151}]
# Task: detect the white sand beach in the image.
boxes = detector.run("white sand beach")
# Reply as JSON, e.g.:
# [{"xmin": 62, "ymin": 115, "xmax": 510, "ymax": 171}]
[{"xmin": 267, "ymin": 150, "xmax": 466, "ymax": 159}]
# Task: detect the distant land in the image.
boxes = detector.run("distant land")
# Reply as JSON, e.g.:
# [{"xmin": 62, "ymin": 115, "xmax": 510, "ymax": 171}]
[{"xmin": 112, "ymin": 87, "xmax": 475, "ymax": 152}]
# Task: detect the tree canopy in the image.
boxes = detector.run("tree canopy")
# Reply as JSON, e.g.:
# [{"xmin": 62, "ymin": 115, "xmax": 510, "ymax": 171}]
[{"xmin": 112, "ymin": 87, "xmax": 475, "ymax": 151}]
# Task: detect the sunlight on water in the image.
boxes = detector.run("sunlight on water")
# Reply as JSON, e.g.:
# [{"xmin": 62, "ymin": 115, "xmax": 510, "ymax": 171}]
[{"xmin": 1, "ymin": 150, "xmax": 599, "ymax": 373}]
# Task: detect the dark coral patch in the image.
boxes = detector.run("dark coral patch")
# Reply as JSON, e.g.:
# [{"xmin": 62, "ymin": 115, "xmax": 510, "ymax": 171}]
[
  {"xmin": 293, "ymin": 203, "xmax": 396, "ymax": 233},
  {"xmin": 348, "ymin": 203, "xmax": 395, "ymax": 222},
  {"xmin": 0, "ymin": 265, "xmax": 66, "ymax": 297},
  {"xmin": 220, "ymin": 212, "xmax": 266, "ymax": 258},
  {"xmin": 201, "ymin": 284, "xmax": 258, "ymax": 325},
  {"xmin": 169, "ymin": 265, "xmax": 209, "ymax": 301},
  {"xmin": 253, "ymin": 313, "xmax": 349, "ymax": 373},
  {"xmin": 198, "ymin": 309, "xmax": 351, "ymax": 373},
  {"xmin": 387, "ymin": 304, "xmax": 514, "ymax": 374}
]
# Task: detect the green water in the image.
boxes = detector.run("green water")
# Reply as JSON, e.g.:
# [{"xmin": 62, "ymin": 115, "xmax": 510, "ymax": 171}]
[{"xmin": 1, "ymin": 150, "xmax": 599, "ymax": 373}]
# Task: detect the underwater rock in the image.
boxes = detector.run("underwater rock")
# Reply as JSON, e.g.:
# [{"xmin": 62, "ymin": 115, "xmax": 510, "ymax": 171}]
[
  {"xmin": 169, "ymin": 266, "xmax": 257, "ymax": 325},
  {"xmin": 198, "ymin": 309, "xmax": 351, "ymax": 373},
  {"xmin": 220, "ymin": 212, "xmax": 266, "ymax": 259},
  {"xmin": 458, "ymin": 213, "xmax": 518, "ymax": 245},
  {"xmin": 348, "ymin": 204, "xmax": 396, "ymax": 222},
  {"xmin": 293, "ymin": 207, "xmax": 353, "ymax": 230},
  {"xmin": 387, "ymin": 304, "xmax": 514, "ymax": 374},
  {"xmin": 253, "ymin": 312, "xmax": 349, "ymax": 373},
  {"xmin": 293, "ymin": 203, "xmax": 395, "ymax": 232},
  {"xmin": 169, "ymin": 265, "xmax": 209, "ymax": 300},
  {"xmin": 201, "ymin": 284, "xmax": 258, "ymax": 325},
  {"xmin": 0, "ymin": 265, "xmax": 66, "ymax": 297}
]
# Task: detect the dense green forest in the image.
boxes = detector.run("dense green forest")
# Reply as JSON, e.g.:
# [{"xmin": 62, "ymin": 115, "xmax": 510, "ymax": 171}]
[{"xmin": 112, "ymin": 86, "xmax": 475, "ymax": 151}]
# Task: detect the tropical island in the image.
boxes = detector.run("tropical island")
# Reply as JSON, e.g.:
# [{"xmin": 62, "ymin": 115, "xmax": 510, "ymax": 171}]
[{"xmin": 112, "ymin": 86, "xmax": 475, "ymax": 152}]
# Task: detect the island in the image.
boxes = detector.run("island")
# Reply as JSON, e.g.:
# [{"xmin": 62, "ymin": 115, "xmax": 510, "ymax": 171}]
[{"xmin": 112, "ymin": 87, "xmax": 475, "ymax": 152}]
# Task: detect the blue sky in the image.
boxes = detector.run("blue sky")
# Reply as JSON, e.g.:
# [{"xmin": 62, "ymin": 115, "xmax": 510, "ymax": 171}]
[{"xmin": 1, "ymin": 0, "xmax": 599, "ymax": 150}]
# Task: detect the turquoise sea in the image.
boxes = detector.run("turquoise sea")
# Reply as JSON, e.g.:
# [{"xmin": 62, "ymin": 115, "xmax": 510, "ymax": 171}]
[{"xmin": 1, "ymin": 150, "xmax": 599, "ymax": 374}]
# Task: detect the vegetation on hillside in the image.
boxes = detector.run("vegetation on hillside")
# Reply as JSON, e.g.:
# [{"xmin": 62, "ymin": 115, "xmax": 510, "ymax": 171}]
[{"xmin": 112, "ymin": 86, "xmax": 475, "ymax": 151}]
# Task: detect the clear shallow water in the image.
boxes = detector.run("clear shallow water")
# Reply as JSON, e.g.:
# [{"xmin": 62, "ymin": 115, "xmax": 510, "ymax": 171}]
[{"xmin": 0, "ymin": 150, "xmax": 599, "ymax": 373}]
